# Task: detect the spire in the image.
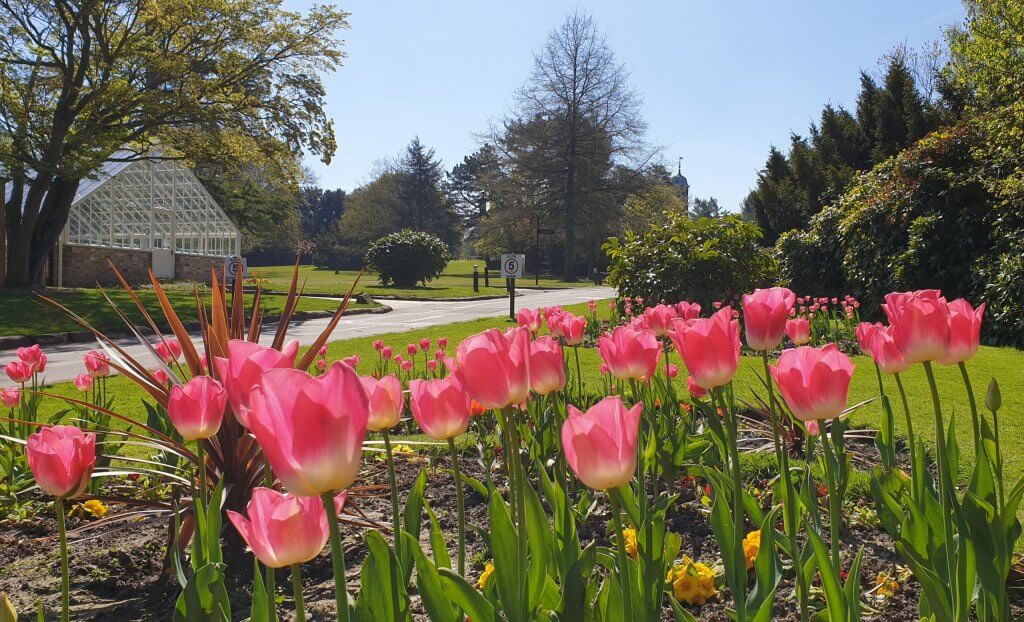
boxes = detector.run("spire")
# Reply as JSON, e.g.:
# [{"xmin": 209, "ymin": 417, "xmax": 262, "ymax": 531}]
[{"xmin": 677, "ymin": 156, "xmax": 683, "ymax": 176}]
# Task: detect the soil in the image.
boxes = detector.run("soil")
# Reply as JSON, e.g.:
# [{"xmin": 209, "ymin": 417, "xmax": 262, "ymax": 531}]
[{"xmin": 1, "ymin": 451, "xmax": 1021, "ymax": 621}]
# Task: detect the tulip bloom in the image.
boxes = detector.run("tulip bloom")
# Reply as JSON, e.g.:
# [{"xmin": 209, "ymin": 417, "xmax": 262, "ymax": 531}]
[
  {"xmin": 785, "ymin": 318, "xmax": 811, "ymax": 346},
  {"xmin": 73, "ymin": 374, "xmax": 94, "ymax": 392},
  {"xmin": 213, "ymin": 339, "xmax": 299, "ymax": 425},
  {"xmin": 687, "ymin": 376, "xmax": 707, "ymax": 399},
  {"xmin": 770, "ymin": 344, "xmax": 854, "ymax": 421},
  {"xmin": 666, "ymin": 364, "xmax": 679, "ymax": 379},
  {"xmin": 17, "ymin": 345, "xmax": 47, "ymax": 373},
  {"xmin": 560, "ymin": 313, "xmax": 587, "ymax": 346},
  {"xmin": 438, "ymin": 337, "xmax": 448, "ymax": 350},
  {"xmin": 866, "ymin": 326, "xmax": 908, "ymax": 375},
  {"xmin": 516, "ymin": 308, "xmax": 544, "ymax": 334},
  {"xmin": 561, "ymin": 396, "xmax": 642, "ymax": 490},
  {"xmin": 855, "ymin": 322, "xmax": 881, "ymax": 354},
  {"xmin": 675, "ymin": 301, "xmax": 701, "ymax": 321},
  {"xmin": 153, "ymin": 338, "xmax": 182, "ymax": 364},
  {"xmin": 939, "ymin": 299, "xmax": 985, "ymax": 365},
  {"xmin": 455, "ymin": 327, "xmax": 530, "ymax": 409},
  {"xmin": 153, "ymin": 368, "xmax": 171, "ymax": 385},
  {"xmin": 26, "ymin": 425, "xmax": 96, "ymax": 498},
  {"xmin": 168, "ymin": 376, "xmax": 228, "ymax": 441},
  {"xmin": 342, "ymin": 355, "xmax": 360, "ymax": 369},
  {"xmin": 529, "ymin": 337, "xmax": 567, "ymax": 395},
  {"xmin": 1, "ymin": 388, "xmax": 19, "ymax": 408},
  {"xmin": 409, "ymin": 376, "xmax": 471, "ymax": 440},
  {"xmin": 360, "ymin": 375, "xmax": 404, "ymax": 432},
  {"xmin": 227, "ymin": 487, "xmax": 337, "ymax": 568},
  {"xmin": 5, "ymin": 360, "xmax": 32, "ymax": 384},
  {"xmin": 597, "ymin": 326, "xmax": 661, "ymax": 382},
  {"xmin": 83, "ymin": 350, "xmax": 111, "ymax": 378},
  {"xmin": 247, "ymin": 363, "xmax": 369, "ymax": 497},
  {"xmin": 742, "ymin": 287, "xmax": 796, "ymax": 351},
  {"xmin": 670, "ymin": 308, "xmax": 741, "ymax": 390},
  {"xmin": 643, "ymin": 304, "xmax": 677, "ymax": 337},
  {"xmin": 881, "ymin": 290, "xmax": 951, "ymax": 364}
]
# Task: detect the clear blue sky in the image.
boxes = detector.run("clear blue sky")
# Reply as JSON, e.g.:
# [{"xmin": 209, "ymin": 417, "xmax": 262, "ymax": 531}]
[{"xmin": 286, "ymin": 0, "xmax": 965, "ymax": 212}]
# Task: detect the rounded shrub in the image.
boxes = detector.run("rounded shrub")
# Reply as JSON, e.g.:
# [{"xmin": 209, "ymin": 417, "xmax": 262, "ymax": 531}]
[
  {"xmin": 364, "ymin": 229, "xmax": 451, "ymax": 287},
  {"xmin": 603, "ymin": 215, "xmax": 779, "ymax": 308}
]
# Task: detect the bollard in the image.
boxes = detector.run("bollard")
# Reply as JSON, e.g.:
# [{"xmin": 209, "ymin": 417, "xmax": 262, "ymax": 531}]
[
  {"xmin": 593, "ymin": 267, "xmax": 599, "ymax": 285},
  {"xmin": 484, "ymin": 267, "xmax": 490, "ymax": 288},
  {"xmin": 473, "ymin": 264, "xmax": 479, "ymax": 292}
]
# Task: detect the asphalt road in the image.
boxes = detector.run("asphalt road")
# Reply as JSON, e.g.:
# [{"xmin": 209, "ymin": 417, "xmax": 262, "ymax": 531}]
[{"xmin": 2, "ymin": 286, "xmax": 615, "ymax": 387}]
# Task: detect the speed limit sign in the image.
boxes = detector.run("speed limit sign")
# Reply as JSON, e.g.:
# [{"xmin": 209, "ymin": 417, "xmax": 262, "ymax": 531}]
[
  {"xmin": 500, "ymin": 253, "xmax": 525, "ymax": 279},
  {"xmin": 224, "ymin": 256, "xmax": 247, "ymax": 283}
]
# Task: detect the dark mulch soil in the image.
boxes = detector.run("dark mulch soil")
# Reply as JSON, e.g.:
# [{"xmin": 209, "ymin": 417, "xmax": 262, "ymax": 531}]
[{"xmin": 1, "ymin": 450, "xmax": 1022, "ymax": 621}]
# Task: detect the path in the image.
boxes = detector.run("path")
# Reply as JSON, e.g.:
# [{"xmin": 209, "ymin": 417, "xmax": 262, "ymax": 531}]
[{"xmin": 3, "ymin": 286, "xmax": 614, "ymax": 387}]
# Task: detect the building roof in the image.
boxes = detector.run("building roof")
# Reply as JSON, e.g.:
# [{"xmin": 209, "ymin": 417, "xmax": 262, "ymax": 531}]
[{"xmin": 4, "ymin": 149, "xmax": 147, "ymax": 208}]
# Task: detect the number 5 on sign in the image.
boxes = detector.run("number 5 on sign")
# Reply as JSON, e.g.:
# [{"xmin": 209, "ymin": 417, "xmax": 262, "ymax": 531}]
[{"xmin": 500, "ymin": 254, "xmax": 524, "ymax": 279}]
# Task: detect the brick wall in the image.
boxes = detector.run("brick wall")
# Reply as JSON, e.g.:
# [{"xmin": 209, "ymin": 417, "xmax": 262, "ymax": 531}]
[
  {"xmin": 174, "ymin": 253, "xmax": 224, "ymax": 283},
  {"xmin": 61, "ymin": 245, "xmax": 152, "ymax": 287}
]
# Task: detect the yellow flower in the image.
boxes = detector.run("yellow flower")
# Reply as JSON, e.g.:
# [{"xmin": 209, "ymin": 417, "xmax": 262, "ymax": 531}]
[
  {"xmin": 82, "ymin": 499, "xmax": 108, "ymax": 519},
  {"xmin": 622, "ymin": 526, "xmax": 638, "ymax": 559},
  {"xmin": 742, "ymin": 530, "xmax": 761, "ymax": 569},
  {"xmin": 667, "ymin": 556, "xmax": 718, "ymax": 606},
  {"xmin": 873, "ymin": 572, "xmax": 899, "ymax": 600},
  {"xmin": 477, "ymin": 562, "xmax": 494, "ymax": 590}
]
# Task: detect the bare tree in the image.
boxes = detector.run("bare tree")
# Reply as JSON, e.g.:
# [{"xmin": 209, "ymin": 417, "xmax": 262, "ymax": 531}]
[{"xmin": 513, "ymin": 10, "xmax": 655, "ymax": 281}]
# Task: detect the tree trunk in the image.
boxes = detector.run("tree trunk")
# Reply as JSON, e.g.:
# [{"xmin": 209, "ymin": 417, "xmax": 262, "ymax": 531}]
[
  {"xmin": 562, "ymin": 139, "xmax": 578, "ymax": 282},
  {"xmin": 4, "ymin": 176, "xmax": 79, "ymax": 288}
]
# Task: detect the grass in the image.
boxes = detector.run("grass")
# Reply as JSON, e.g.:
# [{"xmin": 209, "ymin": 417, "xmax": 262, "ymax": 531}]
[
  {"xmin": 246, "ymin": 259, "xmax": 596, "ymax": 299},
  {"xmin": 28, "ymin": 298, "xmax": 1024, "ymax": 494},
  {"xmin": 0, "ymin": 287, "xmax": 365, "ymax": 338}
]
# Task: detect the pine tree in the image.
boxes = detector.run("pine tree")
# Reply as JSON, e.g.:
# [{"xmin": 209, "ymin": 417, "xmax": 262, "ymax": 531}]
[{"xmin": 399, "ymin": 137, "xmax": 461, "ymax": 249}]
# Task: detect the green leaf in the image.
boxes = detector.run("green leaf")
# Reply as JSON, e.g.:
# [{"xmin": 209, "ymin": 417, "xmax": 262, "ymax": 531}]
[
  {"xmin": 354, "ymin": 530, "xmax": 409, "ymax": 622},
  {"xmin": 486, "ymin": 492, "xmax": 526, "ymax": 621},
  {"xmin": 438, "ymin": 568, "xmax": 498, "ymax": 622},
  {"xmin": 173, "ymin": 563, "xmax": 231, "ymax": 622},
  {"xmin": 249, "ymin": 558, "xmax": 270, "ymax": 622},
  {"xmin": 403, "ymin": 533, "xmax": 459, "ymax": 622},
  {"xmin": 424, "ymin": 499, "xmax": 452, "ymax": 570},
  {"xmin": 399, "ymin": 469, "xmax": 428, "ymax": 585}
]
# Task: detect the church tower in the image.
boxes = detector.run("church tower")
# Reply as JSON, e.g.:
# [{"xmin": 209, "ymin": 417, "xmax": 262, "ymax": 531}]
[{"xmin": 670, "ymin": 157, "xmax": 689, "ymax": 212}]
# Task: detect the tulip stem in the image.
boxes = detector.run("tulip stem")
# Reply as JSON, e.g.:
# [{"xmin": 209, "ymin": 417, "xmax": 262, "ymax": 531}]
[
  {"xmin": 818, "ymin": 429, "xmax": 843, "ymax": 575},
  {"xmin": 892, "ymin": 373, "xmax": 919, "ymax": 496},
  {"xmin": 957, "ymin": 361, "xmax": 980, "ymax": 455},
  {"xmin": 608, "ymin": 490, "xmax": 635, "ymax": 622},
  {"xmin": 448, "ymin": 438, "xmax": 466, "ymax": 576},
  {"xmin": 382, "ymin": 431, "xmax": 401, "ymax": 543},
  {"xmin": 55, "ymin": 496, "xmax": 69, "ymax": 622},
  {"xmin": 573, "ymin": 345, "xmax": 583, "ymax": 398},
  {"xmin": 321, "ymin": 491, "xmax": 350, "ymax": 622},
  {"xmin": 713, "ymin": 387, "xmax": 746, "ymax": 622},
  {"xmin": 196, "ymin": 442, "xmax": 208, "ymax": 511},
  {"xmin": 290, "ymin": 564, "xmax": 305, "ymax": 621},
  {"xmin": 922, "ymin": 361, "xmax": 957, "ymax": 608}
]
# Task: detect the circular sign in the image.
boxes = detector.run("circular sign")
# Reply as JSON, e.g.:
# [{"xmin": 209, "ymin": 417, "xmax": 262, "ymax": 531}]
[{"xmin": 504, "ymin": 257, "xmax": 520, "ymax": 275}]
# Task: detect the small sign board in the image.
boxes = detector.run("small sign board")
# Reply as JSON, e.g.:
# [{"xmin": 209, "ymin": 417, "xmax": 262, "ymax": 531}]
[
  {"xmin": 500, "ymin": 253, "xmax": 525, "ymax": 279},
  {"xmin": 538, "ymin": 228, "xmax": 557, "ymax": 235},
  {"xmin": 224, "ymin": 256, "xmax": 247, "ymax": 282}
]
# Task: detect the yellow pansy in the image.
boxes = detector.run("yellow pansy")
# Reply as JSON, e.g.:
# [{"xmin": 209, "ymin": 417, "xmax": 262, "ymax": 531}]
[
  {"xmin": 667, "ymin": 556, "xmax": 718, "ymax": 606},
  {"xmin": 742, "ymin": 530, "xmax": 760, "ymax": 569}
]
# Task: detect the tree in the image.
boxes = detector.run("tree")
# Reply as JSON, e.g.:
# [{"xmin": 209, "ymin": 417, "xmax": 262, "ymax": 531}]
[
  {"xmin": 691, "ymin": 196, "xmax": 724, "ymax": 218},
  {"xmin": 446, "ymin": 144, "xmax": 499, "ymax": 229},
  {"xmin": 315, "ymin": 172, "xmax": 404, "ymax": 269},
  {"xmin": 298, "ymin": 187, "xmax": 346, "ymax": 240},
  {"xmin": 514, "ymin": 10, "xmax": 653, "ymax": 281},
  {"xmin": 0, "ymin": 0, "xmax": 347, "ymax": 286},
  {"xmin": 622, "ymin": 185, "xmax": 687, "ymax": 233},
  {"xmin": 398, "ymin": 137, "xmax": 460, "ymax": 249}
]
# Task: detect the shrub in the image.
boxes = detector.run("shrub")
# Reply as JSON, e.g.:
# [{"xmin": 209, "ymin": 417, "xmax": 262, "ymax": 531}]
[
  {"xmin": 603, "ymin": 215, "xmax": 778, "ymax": 308},
  {"xmin": 364, "ymin": 229, "xmax": 451, "ymax": 287}
]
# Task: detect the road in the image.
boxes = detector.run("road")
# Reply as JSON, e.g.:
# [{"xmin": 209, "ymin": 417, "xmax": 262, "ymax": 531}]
[{"xmin": 2, "ymin": 286, "xmax": 615, "ymax": 387}]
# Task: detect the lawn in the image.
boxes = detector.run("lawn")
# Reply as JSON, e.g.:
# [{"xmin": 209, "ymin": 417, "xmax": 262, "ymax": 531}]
[
  {"xmin": 0, "ymin": 287, "xmax": 364, "ymax": 338},
  {"xmin": 246, "ymin": 259, "xmax": 596, "ymax": 299},
  {"xmin": 30, "ymin": 299, "xmax": 1024, "ymax": 494}
]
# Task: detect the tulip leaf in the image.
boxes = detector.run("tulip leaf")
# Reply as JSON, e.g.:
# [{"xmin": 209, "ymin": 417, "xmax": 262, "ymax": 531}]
[
  {"xmin": 173, "ymin": 562, "xmax": 231, "ymax": 622},
  {"xmin": 669, "ymin": 595, "xmax": 699, "ymax": 622},
  {"xmin": 249, "ymin": 558, "xmax": 270, "ymax": 622},
  {"xmin": 805, "ymin": 529, "xmax": 844, "ymax": 622},
  {"xmin": 0, "ymin": 594, "xmax": 16, "ymax": 622},
  {"xmin": 423, "ymin": 499, "xmax": 452, "ymax": 570},
  {"xmin": 438, "ymin": 568, "xmax": 498, "ymax": 622},
  {"xmin": 557, "ymin": 542, "xmax": 596, "ymax": 621},
  {"xmin": 399, "ymin": 468, "xmax": 428, "ymax": 585},
  {"xmin": 355, "ymin": 530, "xmax": 409, "ymax": 622},
  {"xmin": 403, "ymin": 533, "xmax": 459, "ymax": 622},
  {"xmin": 524, "ymin": 480, "xmax": 553, "ymax": 609},
  {"xmin": 487, "ymin": 492, "xmax": 526, "ymax": 621}
]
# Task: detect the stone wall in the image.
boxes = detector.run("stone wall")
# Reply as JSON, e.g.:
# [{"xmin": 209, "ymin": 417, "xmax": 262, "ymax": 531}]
[
  {"xmin": 174, "ymin": 253, "xmax": 224, "ymax": 283},
  {"xmin": 60, "ymin": 245, "xmax": 152, "ymax": 287}
]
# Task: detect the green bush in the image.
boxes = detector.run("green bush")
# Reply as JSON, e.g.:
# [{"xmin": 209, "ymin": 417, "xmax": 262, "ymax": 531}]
[
  {"xmin": 603, "ymin": 215, "xmax": 778, "ymax": 308},
  {"xmin": 364, "ymin": 229, "xmax": 451, "ymax": 287},
  {"xmin": 774, "ymin": 206, "xmax": 845, "ymax": 296}
]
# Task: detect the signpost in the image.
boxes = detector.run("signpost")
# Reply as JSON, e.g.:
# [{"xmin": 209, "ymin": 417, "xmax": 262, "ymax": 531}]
[
  {"xmin": 224, "ymin": 256, "xmax": 247, "ymax": 284},
  {"xmin": 500, "ymin": 253, "xmax": 525, "ymax": 320}
]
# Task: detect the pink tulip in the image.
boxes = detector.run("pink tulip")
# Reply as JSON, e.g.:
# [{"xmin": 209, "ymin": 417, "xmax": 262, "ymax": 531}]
[
  {"xmin": 168, "ymin": 376, "xmax": 228, "ymax": 441},
  {"xmin": 561, "ymin": 396, "xmax": 642, "ymax": 490},
  {"xmin": 360, "ymin": 375, "xmax": 404, "ymax": 432},
  {"xmin": 543, "ymin": 306, "xmax": 564, "ymax": 324},
  {"xmin": 5, "ymin": 360, "xmax": 32, "ymax": 383},
  {"xmin": 247, "ymin": 363, "xmax": 369, "ymax": 496},
  {"xmin": 152, "ymin": 368, "xmax": 170, "ymax": 385},
  {"xmin": 560, "ymin": 313, "xmax": 587, "ymax": 346},
  {"xmin": 670, "ymin": 308, "xmax": 741, "ymax": 390},
  {"xmin": 342, "ymin": 355, "xmax": 360, "ymax": 369},
  {"xmin": 419, "ymin": 338, "xmax": 431, "ymax": 351},
  {"xmin": 939, "ymin": 299, "xmax": 985, "ymax": 365},
  {"xmin": 643, "ymin": 304, "xmax": 677, "ymax": 337},
  {"xmin": 597, "ymin": 326, "xmax": 661, "ymax": 382},
  {"xmin": 666, "ymin": 364, "xmax": 679, "ymax": 379},
  {"xmin": 516, "ymin": 308, "xmax": 543, "ymax": 334},
  {"xmin": 806, "ymin": 420, "xmax": 821, "ymax": 436},
  {"xmin": 409, "ymin": 376, "xmax": 471, "ymax": 440},
  {"xmin": 83, "ymin": 350, "xmax": 111, "ymax": 378},
  {"xmin": 455, "ymin": 327, "xmax": 530, "ymax": 409},
  {"xmin": 227, "ymin": 487, "xmax": 341, "ymax": 568},
  {"xmin": 406, "ymin": 344, "xmax": 419, "ymax": 356},
  {"xmin": 213, "ymin": 339, "xmax": 299, "ymax": 426},
  {"xmin": 867, "ymin": 326, "xmax": 909, "ymax": 375},
  {"xmin": 315, "ymin": 359, "xmax": 326, "ymax": 371},
  {"xmin": 855, "ymin": 322, "xmax": 881, "ymax": 354},
  {"xmin": 73, "ymin": 374, "xmax": 94, "ymax": 392},
  {"xmin": 17, "ymin": 345, "xmax": 47, "ymax": 373},
  {"xmin": 400, "ymin": 359, "xmax": 414, "ymax": 372},
  {"xmin": 373, "ymin": 340, "xmax": 384, "ymax": 351},
  {"xmin": 529, "ymin": 337, "xmax": 567, "ymax": 395},
  {"xmin": 547, "ymin": 312, "xmax": 567, "ymax": 338},
  {"xmin": 153, "ymin": 338, "xmax": 182, "ymax": 364},
  {"xmin": 381, "ymin": 346, "xmax": 393, "ymax": 361},
  {"xmin": 786, "ymin": 318, "xmax": 811, "ymax": 346},
  {"xmin": 882, "ymin": 290, "xmax": 951, "ymax": 364},
  {"xmin": 599, "ymin": 363, "xmax": 610, "ymax": 375},
  {"xmin": 686, "ymin": 376, "xmax": 707, "ymax": 399},
  {"xmin": 770, "ymin": 344, "xmax": 854, "ymax": 421},
  {"xmin": 438, "ymin": 337, "xmax": 448, "ymax": 350},
  {"xmin": 26, "ymin": 425, "xmax": 96, "ymax": 498},
  {"xmin": 1, "ymin": 387, "xmax": 20, "ymax": 408},
  {"xmin": 427, "ymin": 360, "xmax": 439, "ymax": 373},
  {"xmin": 742, "ymin": 287, "xmax": 796, "ymax": 351},
  {"xmin": 675, "ymin": 301, "xmax": 702, "ymax": 320},
  {"xmin": 318, "ymin": 345, "xmax": 328, "ymax": 357}
]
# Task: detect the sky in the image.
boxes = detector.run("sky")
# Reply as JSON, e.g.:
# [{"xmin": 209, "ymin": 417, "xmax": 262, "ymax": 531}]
[{"xmin": 284, "ymin": 0, "xmax": 966, "ymax": 212}]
